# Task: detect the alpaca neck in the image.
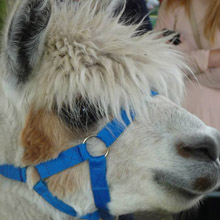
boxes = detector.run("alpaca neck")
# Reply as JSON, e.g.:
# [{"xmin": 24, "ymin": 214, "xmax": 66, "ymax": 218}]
[{"xmin": 0, "ymin": 83, "xmax": 24, "ymax": 165}]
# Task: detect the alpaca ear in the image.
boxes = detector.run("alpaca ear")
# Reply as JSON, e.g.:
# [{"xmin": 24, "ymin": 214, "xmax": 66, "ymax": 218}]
[{"xmin": 7, "ymin": 0, "xmax": 51, "ymax": 84}]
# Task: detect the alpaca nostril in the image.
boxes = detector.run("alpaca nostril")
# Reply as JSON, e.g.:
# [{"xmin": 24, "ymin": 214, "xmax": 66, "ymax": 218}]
[
  {"xmin": 177, "ymin": 136, "xmax": 219, "ymax": 162},
  {"xmin": 182, "ymin": 145, "xmax": 217, "ymax": 161}
]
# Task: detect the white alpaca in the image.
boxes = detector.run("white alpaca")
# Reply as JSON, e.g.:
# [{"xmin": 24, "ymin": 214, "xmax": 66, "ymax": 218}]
[{"xmin": 0, "ymin": 0, "xmax": 219, "ymax": 219}]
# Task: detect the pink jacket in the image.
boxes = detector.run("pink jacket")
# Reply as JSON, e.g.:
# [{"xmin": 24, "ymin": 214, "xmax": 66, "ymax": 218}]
[{"xmin": 155, "ymin": 0, "xmax": 220, "ymax": 89}]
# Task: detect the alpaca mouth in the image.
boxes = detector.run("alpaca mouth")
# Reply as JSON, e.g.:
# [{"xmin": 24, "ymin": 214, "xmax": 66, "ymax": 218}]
[
  {"xmin": 153, "ymin": 167, "xmax": 220, "ymax": 200},
  {"xmin": 164, "ymin": 183, "xmax": 201, "ymax": 200},
  {"xmin": 154, "ymin": 172, "xmax": 199, "ymax": 200}
]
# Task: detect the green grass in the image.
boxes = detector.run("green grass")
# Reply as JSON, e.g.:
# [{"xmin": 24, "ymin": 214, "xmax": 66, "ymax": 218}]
[
  {"xmin": 149, "ymin": 7, "xmax": 159, "ymax": 28},
  {"xmin": 0, "ymin": 0, "xmax": 7, "ymax": 31},
  {"xmin": 150, "ymin": 6, "xmax": 159, "ymax": 16}
]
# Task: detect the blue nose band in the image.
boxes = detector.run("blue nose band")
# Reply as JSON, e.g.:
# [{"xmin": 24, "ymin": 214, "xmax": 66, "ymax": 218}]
[{"xmin": 0, "ymin": 90, "xmax": 158, "ymax": 220}]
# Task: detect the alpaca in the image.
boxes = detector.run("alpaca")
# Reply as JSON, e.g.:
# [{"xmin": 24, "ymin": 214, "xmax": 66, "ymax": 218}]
[{"xmin": 0, "ymin": 0, "xmax": 219, "ymax": 219}]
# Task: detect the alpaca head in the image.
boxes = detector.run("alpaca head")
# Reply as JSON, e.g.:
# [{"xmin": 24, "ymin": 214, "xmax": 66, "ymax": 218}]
[{"xmin": 1, "ymin": 0, "xmax": 220, "ymax": 218}]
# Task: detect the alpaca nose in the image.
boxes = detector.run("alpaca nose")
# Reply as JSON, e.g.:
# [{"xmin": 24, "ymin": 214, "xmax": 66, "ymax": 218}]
[{"xmin": 177, "ymin": 134, "xmax": 220, "ymax": 162}]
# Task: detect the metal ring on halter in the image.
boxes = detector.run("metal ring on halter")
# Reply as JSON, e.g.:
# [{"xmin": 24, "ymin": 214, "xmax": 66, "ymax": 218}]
[{"xmin": 83, "ymin": 135, "xmax": 110, "ymax": 158}]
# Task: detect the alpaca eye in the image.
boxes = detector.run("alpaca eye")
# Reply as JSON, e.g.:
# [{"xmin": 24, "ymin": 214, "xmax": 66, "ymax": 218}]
[
  {"xmin": 59, "ymin": 102, "xmax": 100, "ymax": 129},
  {"xmin": 77, "ymin": 103, "xmax": 98, "ymax": 128}
]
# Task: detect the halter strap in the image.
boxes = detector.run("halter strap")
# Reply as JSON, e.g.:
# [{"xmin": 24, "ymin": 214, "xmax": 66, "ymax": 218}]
[
  {"xmin": 0, "ymin": 109, "xmax": 134, "ymax": 220},
  {"xmin": 0, "ymin": 164, "xmax": 27, "ymax": 182},
  {"xmin": 34, "ymin": 180, "xmax": 100, "ymax": 219},
  {"xmin": 0, "ymin": 90, "xmax": 158, "ymax": 220},
  {"xmin": 34, "ymin": 108, "xmax": 134, "ymax": 219},
  {"xmin": 35, "ymin": 144, "xmax": 86, "ymax": 179}
]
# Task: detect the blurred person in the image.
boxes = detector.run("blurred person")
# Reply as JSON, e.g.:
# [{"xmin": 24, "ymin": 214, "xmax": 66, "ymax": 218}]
[{"xmin": 155, "ymin": 0, "xmax": 220, "ymax": 131}]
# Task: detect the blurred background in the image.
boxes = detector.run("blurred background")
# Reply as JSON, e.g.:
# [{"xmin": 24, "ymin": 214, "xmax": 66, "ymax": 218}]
[{"xmin": 0, "ymin": 0, "xmax": 159, "ymax": 31}]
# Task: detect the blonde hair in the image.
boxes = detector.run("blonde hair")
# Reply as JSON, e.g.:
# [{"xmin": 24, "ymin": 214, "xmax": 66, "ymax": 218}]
[{"xmin": 165, "ymin": 0, "xmax": 220, "ymax": 44}]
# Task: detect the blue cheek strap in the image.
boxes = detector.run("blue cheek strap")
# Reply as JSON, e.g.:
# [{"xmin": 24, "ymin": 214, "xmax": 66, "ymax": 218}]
[
  {"xmin": 0, "ymin": 90, "xmax": 158, "ymax": 220},
  {"xmin": 0, "ymin": 109, "xmax": 133, "ymax": 220}
]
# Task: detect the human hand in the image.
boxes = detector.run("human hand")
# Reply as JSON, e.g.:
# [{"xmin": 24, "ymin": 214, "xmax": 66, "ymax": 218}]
[{"xmin": 162, "ymin": 29, "xmax": 181, "ymax": 45}]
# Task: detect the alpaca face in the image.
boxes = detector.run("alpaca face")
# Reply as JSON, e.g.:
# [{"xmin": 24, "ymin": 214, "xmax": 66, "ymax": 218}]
[{"xmin": 1, "ymin": 0, "xmax": 220, "ymax": 218}]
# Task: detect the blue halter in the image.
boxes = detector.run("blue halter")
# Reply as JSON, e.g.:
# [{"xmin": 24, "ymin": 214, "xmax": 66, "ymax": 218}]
[{"xmin": 0, "ymin": 90, "xmax": 158, "ymax": 220}]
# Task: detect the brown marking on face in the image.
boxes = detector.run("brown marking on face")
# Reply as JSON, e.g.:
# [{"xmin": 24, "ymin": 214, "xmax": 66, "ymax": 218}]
[
  {"xmin": 21, "ymin": 108, "xmax": 74, "ymax": 165},
  {"xmin": 46, "ymin": 161, "xmax": 89, "ymax": 198},
  {"xmin": 193, "ymin": 177, "xmax": 212, "ymax": 191},
  {"xmin": 176, "ymin": 142, "xmax": 191, "ymax": 158},
  {"xmin": 21, "ymin": 108, "xmax": 91, "ymax": 198},
  {"xmin": 27, "ymin": 159, "xmax": 90, "ymax": 198}
]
